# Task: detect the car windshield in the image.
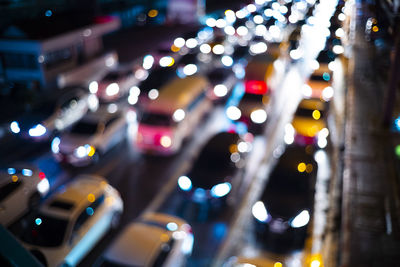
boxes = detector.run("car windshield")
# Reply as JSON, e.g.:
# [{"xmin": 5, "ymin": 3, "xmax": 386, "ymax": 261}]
[
  {"xmin": 103, "ymin": 72, "xmax": 122, "ymax": 81},
  {"xmin": 295, "ymin": 107, "xmax": 325, "ymax": 119},
  {"xmin": 207, "ymin": 69, "xmax": 229, "ymax": 83},
  {"xmin": 13, "ymin": 212, "xmax": 69, "ymax": 247},
  {"xmin": 139, "ymin": 68, "xmax": 175, "ymax": 92},
  {"xmin": 241, "ymin": 93, "xmax": 264, "ymax": 103},
  {"xmin": 70, "ymin": 121, "xmax": 99, "ymax": 135},
  {"xmin": 140, "ymin": 112, "xmax": 174, "ymax": 127}
]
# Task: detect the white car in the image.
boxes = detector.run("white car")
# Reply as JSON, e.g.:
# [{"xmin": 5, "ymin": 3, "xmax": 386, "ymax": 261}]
[
  {"xmin": 0, "ymin": 165, "xmax": 50, "ymax": 226},
  {"xmin": 9, "ymin": 86, "xmax": 98, "ymax": 141},
  {"xmin": 89, "ymin": 68, "xmax": 138, "ymax": 102},
  {"xmin": 10, "ymin": 174, "xmax": 123, "ymax": 267},
  {"xmin": 98, "ymin": 212, "xmax": 194, "ymax": 267},
  {"xmin": 52, "ymin": 107, "xmax": 127, "ymax": 167}
]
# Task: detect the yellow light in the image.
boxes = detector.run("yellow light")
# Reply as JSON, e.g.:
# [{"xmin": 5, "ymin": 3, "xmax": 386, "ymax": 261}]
[
  {"xmin": 312, "ymin": 110, "xmax": 321, "ymax": 120},
  {"xmin": 306, "ymin": 164, "xmax": 313, "ymax": 173},
  {"xmin": 12, "ymin": 175, "xmax": 18, "ymax": 182},
  {"xmin": 311, "ymin": 260, "xmax": 321, "ymax": 267},
  {"xmin": 148, "ymin": 9, "xmax": 158, "ymax": 18},
  {"xmin": 298, "ymin": 162, "xmax": 306, "ymax": 172},
  {"xmin": 372, "ymin": 26, "xmax": 379, "ymax": 32},
  {"xmin": 88, "ymin": 193, "xmax": 95, "ymax": 203},
  {"xmin": 274, "ymin": 262, "xmax": 283, "ymax": 267},
  {"xmin": 88, "ymin": 146, "xmax": 96, "ymax": 157},
  {"xmin": 229, "ymin": 144, "xmax": 238, "ymax": 153},
  {"xmin": 160, "ymin": 136, "xmax": 172, "ymax": 148},
  {"xmin": 160, "ymin": 233, "xmax": 170, "ymax": 242},
  {"xmin": 171, "ymin": 44, "xmax": 180, "ymax": 52}
]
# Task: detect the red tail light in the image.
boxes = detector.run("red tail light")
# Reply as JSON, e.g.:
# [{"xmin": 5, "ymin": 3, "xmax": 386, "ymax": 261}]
[
  {"xmin": 38, "ymin": 172, "xmax": 46, "ymax": 180},
  {"xmin": 245, "ymin": 80, "xmax": 267, "ymax": 94}
]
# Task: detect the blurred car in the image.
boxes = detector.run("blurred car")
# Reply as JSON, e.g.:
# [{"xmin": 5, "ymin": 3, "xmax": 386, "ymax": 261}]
[
  {"xmin": 303, "ymin": 70, "xmax": 334, "ymax": 101},
  {"xmin": 0, "ymin": 165, "xmax": 49, "ymax": 226},
  {"xmin": 89, "ymin": 68, "xmax": 137, "ymax": 102},
  {"xmin": 177, "ymin": 132, "xmax": 252, "ymax": 206},
  {"xmin": 97, "ymin": 212, "xmax": 194, "ymax": 267},
  {"xmin": 227, "ymin": 93, "xmax": 270, "ymax": 134},
  {"xmin": 365, "ymin": 17, "xmax": 389, "ymax": 44},
  {"xmin": 9, "ymin": 87, "xmax": 97, "ymax": 141},
  {"xmin": 52, "ymin": 107, "xmax": 127, "ymax": 167},
  {"xmin": 251, "ymin": 144, "xmax": 317, "ymax": 253},
  {"xmin": 231, "ymin": 45, "xmax": 250, "ymax": 63},
  {"xmin": 284, "ymin": 98, "xmax": 329, "ymax": 148},
  {"xmin": 315, "ymin": 49, "xmax": 336, "ymax": 73},
  {"xmin": 10, "ymin": 174, "xmax": 123, "ymax": 267},
  {"xmin": 206, "ymin": 67, "xmax": 236, "ymax": 101}
]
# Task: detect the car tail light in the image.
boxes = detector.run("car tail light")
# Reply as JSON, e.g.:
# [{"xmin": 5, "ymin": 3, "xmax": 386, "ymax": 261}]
[
  {"xmin": 38, "ymin": 172, "xmax": 46, "ymax": 180},
  {"xmin": 245, "ymin": 80, "xmax": 267, "ymax": 94}
]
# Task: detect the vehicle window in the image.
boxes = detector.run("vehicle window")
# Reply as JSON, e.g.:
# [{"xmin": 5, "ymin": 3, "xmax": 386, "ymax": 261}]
[
  {"xmin": 140, "ymin": 112, "xmax": 174, "ymax": 127},
  {"xmin": 48, "ymin": 200, "xmax": 74, "ymax": 211},
  {"xmin": 103, "ymin": 72, "xmax": 121, "ymax": 81},
  {"xmin": 14, "ymin": 213, "xmax": 69, "ymax": 247},
  {"xmin": 295, "ymin": 107, "xmax": 325, "ymax": 119},
  {"xmin": 73, "ymin": 194, "xmax": 105, "ymax": 232},
  {"xmin": 0, "ymin": 180, "xmax": 22, "ymax": 202},
  {"xmin": 70, "ymin": 121, "xmax": 99, "ymax": 135},
  {"xmin": 241, "ymin": 93, "xmax": 264, "ymax": 103},
  {"xmin": 207, "ymin": 69, "xmax": 228, "ymax": 83},
  {"xmin": 100, "ymin": 259, "xmax": 140, "ymax": 267},
  {"xmin": 310, "ymin": 74, "xmax": 329, "ymax": 82},
  {"xmin": 152, "ymin": 239, "xmax": 175, "ymax": 267},
  {"xmin": 187, "ymin": 90, "xmax": 206, "ymax": 112}
]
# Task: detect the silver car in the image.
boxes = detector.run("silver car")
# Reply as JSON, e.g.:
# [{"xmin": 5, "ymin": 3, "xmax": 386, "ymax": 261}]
[{"xmin": 52, "ymin": 107, "xmax": 127, "ymax": 167}]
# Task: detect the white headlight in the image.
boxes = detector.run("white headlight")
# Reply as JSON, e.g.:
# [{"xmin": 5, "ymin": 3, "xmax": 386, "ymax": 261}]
[
  {"xmin": 211, "ymin": 182, "xmax": 231, "ymax": 198},
  {"xmin": 250, "ymin": 42, "xmax": 267, "ymax": 55},
  {"xmin": 89, "ymin": 81, "xmax": 98, "ymax": 94},
  {"xmin": 250, "ymin": 109, "xmax": 267, "ymax": 124},
  {"xmin": 51, "ymin": 137, "xmax": 60, "ymax": 153},
  {"xmin": 143, "ymin": 54, "xmax": 154, "ymax": 70},
  {"xmin": 186, "ymin": 38, "xmax": 198, "ymax": 48},
  {"xmin": 174, "ymin": 37, "xmax": 185, "ymax": 48},
  {"xmin": 226, "ymin": 106, "xmax": 241, "ymax": 120},
  {"xmin": 106, "ymin": 83, "xmax": 120, "ymax": 96},
  {"xmin": 322, "ymin": 86, "xmax": 334, "ymax": 101},
  {"xmin": 252, "ymin": 201, "xmax": 269, "ymax": 222},
  {"xmin": 183, "ymin": 64, "xmax": 198, "ymax": 76},
  {"xmin": 212, "ymin": 44, "xmax": 225, "ymax": 55},
  {"xmin": 148, "ymin": 89, "xmax": 159, "ymax": 100},
  {"xmin": 200, "ymin": 44, "xmax": 211, "ymax": 54},
  {"xmin": 173, "ymin": 109, "xmax": 185, "ymax": 122},
  {"xmin": 37, "ymin": 178, "xmax": 50, "ymax": 195},
  {"xmin": 302, "ymin": 84, "xmax": 313, "ymax": 98},
  {"xmin": 10, "ymin": 121, "xmax": 20, "ymax": 134},
  {"xmin": 221, "ymin": 55, "xmax": 233, "ymax": 67},
  {"xmin": 29, "ymin": 124, "xmax": 46, "ymax": 137},
  {"xmin": 160, "ymin": 135, "xmax": 172, "ymax": 148},
  {"xmin": 224, "ymin": 26, "xmax": 235, "ymax": 36},
  {"xmin": 214, "ymin": 84, "xmax": 228, "ymax": 97},
  {"xmin": 236, "ymin": 26, "xmax": 248, "ymax": 36},
  {"xmin": 178, "ymin": 176, "xmax": 192, "ymax": 191},
  {"xmin": 290, "ymin": 210, "xmax": 310, "ymax": 228}
]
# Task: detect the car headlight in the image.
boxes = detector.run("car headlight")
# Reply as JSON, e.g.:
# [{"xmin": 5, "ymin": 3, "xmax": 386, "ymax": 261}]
[
  {"xmin": 290, "ymin": 210, "xmax": 310, "ymax": 228},
  {"xmin": 252, "ymin": 201, "xmax": 270, "ymax": 222},
  {"xmin": 89, "ymin": 81, "xmax": 98, "ymax": 94},
  {"xmin": 160, "ymin": 135, "xmax": 172, "ymax": 148},
  {"xmin": 106, "ymin": 83, "xmax": 120, "ymax": 96},
  {"xmin": 28, "ymin": 124, "xmax": 47, "ymax": 137},
  {"xmin": 214, "ymin": 84, "xmax": 228, "ymax": 97},
  {"xmin": 322, "ymin": 86, "xmax": 334, "ymax": 101},
  {"xmin": 211, "ymin": 182, "xmax": 231, "ymax": 198},
  {"xmin": 178, "ymin": 176, "xmax": 192, "ymax": 191},
  {"xmin": 226, "ymin": 106, "xmax": 241, "ymax": 120},
  {"xmin": 10, "ymin": 121, "xmax": 20, "ymax": 134},
  {"xmin": 37, "ymin": 178, "xmax": 50, "ymax": 195},
  {"xmin": 51, "ymin": 137, "xmax": 60, "ymax": 153},
  {"xmin": 250, "ymin": 109, "xmax": 267, "ymax": 124},
  {"xmin": 74, "ymin": 144, "xmax": 95, "ymax": 158},
  {"xmin": 284, "ymin": 123, "xmax": 295, "ymax": 145}
]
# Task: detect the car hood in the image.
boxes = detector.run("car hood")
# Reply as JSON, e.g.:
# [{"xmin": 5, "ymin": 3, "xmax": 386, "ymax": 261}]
[
  {"xmin": 14, "ymin": 113, "xmax": 49, "ymax": 132},
  {"xmin": 263, "ymin": 192, "xmax": 310, "ymax": 220},
  {"xmin": 187, "ymin": 169, "xmax": 234, "ymax": 190}
]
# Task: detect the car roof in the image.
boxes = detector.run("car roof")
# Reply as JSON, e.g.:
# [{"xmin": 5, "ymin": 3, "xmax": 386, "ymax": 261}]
[
  {"xmin": 147, "ymin": 75, "xmax": 209, "ymax": 113},
  {"xmin": 41, "ymin": 175, "xmax": 107, "ymax": 217},
  {"xmin": 79, "ymin": 108, "xmax": 122, "ymax": 124}
]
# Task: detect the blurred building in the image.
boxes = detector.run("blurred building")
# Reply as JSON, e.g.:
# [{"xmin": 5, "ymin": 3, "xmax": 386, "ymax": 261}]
[{"xmin": 0, "ymin": 14, "xmax": 120, "ymax": 89}]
